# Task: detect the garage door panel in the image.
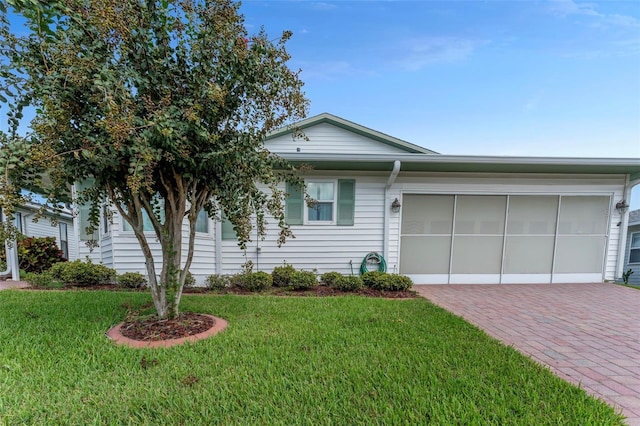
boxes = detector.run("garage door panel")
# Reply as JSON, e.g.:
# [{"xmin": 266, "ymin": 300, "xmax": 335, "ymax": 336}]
[
  {"xmin": 451, "ymin": 236, "xmax": 503, "ymax": 274},
  {"xmin": 400, "ymin": 236, "xmax": 451, "ymax": 274},
  {"xmin": 455, "ymin": 195, "xmax": 506, "ymax": 235},
  {"xmin": 554, "ymin": 236, "xmax": 606, "ymax": 273},
  {"xmin": 504, "ymin": 236, "xmax": 554, "ymax": 274},
  {"xmin": 401, "ymin": 195, "xmax": 453, "ymax": 235}
]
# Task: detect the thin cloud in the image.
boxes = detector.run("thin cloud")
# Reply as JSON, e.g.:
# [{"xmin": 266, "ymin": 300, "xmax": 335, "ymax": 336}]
[
  {"xmin": 394, "ymin": 37, "xmax": 488, "ymax": 71},
  {"xmin": 309, "ymin": 2, "xmax": 338, "ymax": 11},
  {"xmin": 547, "ymin": 0, "xmax": 640, "ymax": 28}
]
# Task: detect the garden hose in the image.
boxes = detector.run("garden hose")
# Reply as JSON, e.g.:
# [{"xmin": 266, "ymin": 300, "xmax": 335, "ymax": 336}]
[{"xmin": 359, "ymin": 252, "xmax": 387, "ymax": 275}]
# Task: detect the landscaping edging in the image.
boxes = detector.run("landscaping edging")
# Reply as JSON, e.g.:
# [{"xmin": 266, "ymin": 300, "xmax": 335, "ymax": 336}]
[{"xmin": 106, "ymin": 314, "xmax": 228, "ymax": 348}]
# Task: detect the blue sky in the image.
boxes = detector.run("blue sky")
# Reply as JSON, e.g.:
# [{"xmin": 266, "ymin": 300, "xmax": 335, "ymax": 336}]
[
  {"xmin": 3, "ymin": 0, "xmax": 640, "ymax": 205},
  {"xmin": 240, "ymin": 0, "xmax": 640, "ymax": 207}
]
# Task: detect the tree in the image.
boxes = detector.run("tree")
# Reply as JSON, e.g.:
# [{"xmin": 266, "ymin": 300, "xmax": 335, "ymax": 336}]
[{"xmin": 0, "ymin": 0, "xmax": 308, "ymax": 318}]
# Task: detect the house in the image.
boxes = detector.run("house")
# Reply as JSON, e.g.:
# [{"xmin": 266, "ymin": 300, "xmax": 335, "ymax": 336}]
[
  {"xmin": 75, "ymin": 113, "xmax": 640, "ymax": 285},
  {"xmin": 1, "ymin": 200, "xmax": 77, "ymax": 279},
  {"xmin": 623, "ymin": 209, "xmax": 640, "ymax": 285}
]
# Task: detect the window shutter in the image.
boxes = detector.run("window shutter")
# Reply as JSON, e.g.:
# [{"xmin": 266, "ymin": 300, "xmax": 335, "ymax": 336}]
[
  {"xmin": 337, "ymin": 179, "xmax": 355, "ymax": 226},
  {"xmin": 285, "ymin": 182, "xmax": 304, "ymax": 225}
]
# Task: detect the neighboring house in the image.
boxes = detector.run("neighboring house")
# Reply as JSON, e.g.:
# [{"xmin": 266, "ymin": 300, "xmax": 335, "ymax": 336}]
[
  {"xmin": 623, "ymin": 209, "xmax": 640, "ymax": 285},
  {"xmin": 3, "ymin": 202, "xmax": 77, "ymax": 261},
  {"xmin": 75, "ymin": 113, "xmax": 640, "ymax": 285}
]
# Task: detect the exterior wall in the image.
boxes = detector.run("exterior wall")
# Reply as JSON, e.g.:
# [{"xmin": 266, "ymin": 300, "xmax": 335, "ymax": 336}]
[
  {"xmin": 106, "ymin": 211, "xmax": 216, "ymax": 285},
  {"xmin": 264, "ymin": 123, "xmax": 411, "ymax": 155},
  {"xmin": 386, "ymin": 173, "xmax": 626, "ymax": 283},
  {"xmin": 17, "ymin": 208, "xmax": 78, "ymax": 261},
  {"xmin": 221, "ymin": 173, "xmax": 387, "ymax": 275},
  {"xmin": 623, "ymin": 223, "xmax": 640, "ymax": 285}
]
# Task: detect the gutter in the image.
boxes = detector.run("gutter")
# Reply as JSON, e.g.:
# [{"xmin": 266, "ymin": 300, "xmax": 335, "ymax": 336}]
[{"xmin": 383, "ymin": 160, "xmax": 401, "ymax": 262}]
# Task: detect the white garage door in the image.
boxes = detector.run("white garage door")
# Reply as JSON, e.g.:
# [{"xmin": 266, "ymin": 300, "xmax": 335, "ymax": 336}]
[{"xmin": 400, "ymin": 194, "xmax": 610, "ymax": 284}]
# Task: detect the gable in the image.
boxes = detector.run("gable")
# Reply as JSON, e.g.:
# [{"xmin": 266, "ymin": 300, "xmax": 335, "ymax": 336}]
[{"xmin": 264, "ymin": 113, "xmax": 436, "ymax": 155}]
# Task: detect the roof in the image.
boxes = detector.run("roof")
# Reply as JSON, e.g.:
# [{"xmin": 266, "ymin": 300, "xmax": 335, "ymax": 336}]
[
  {"xmin": 280, "ymin": 152, "xmax": 640, "ymax": 176},
  {"xmin": 266, "ymin": 113, "xmax": 437, "ymax": 154}
]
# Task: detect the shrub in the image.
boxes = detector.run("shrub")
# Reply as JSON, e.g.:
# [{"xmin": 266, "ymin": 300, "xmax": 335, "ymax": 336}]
[
  {"xmin": 49, "ymin": 260, "xmax": 116, "ymax": 286},
  {"xmin": 0, "ymin": 236, "xmax": 66, "ymax": 273},
  {"xmin": 229, "ymin": 273, "xmax": 245, "ymax": 288},
  {"xmin": 320, "ymin": 271, "xmax": 342, "ymax": 287},
  {"xmin": 384, "ymin": 274, "xmax": 414, "ymax": 291},
  {"xmin": 290, "ymin": 270, "xmax": 317, "ymax": 290},
  {"xmin": 183, "ymin": 271, "xmax": 196, "ymax": 288},
  {"xmin": 335, "ymin": 275, "xmax": 363, "ymax": 291},
  {"xmin": 118, "ymin": 272, "xmax": 147, "ymax": 289},
  {"xmin": 24, "ymin": 271, "xmax": 61, "ymax": 288},
  {"xmin": 240, "ymin": 271, "xmax": 272, "ymax": 292},
  {"xmin": 272, "ymin": 263, "xmax": 296, "ymax": 287},
  {"xmin": 361, "ymin": 271, "xmax": 387, "ymax": 288},
  {"xmin": 205, "ymin": 274, "xmax": 230, "ymax": 290}
]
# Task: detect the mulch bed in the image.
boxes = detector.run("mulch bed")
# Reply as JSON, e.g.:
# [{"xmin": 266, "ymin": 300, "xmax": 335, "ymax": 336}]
[{"xmin": 119, "ymin": 312, "xmax": 215, "ymax": 342}]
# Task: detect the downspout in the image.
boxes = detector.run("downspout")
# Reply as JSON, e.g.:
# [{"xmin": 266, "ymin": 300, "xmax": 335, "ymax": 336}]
[
  {"xmin": 615, "ymin": 175, "xmax": 640, "ymax": 279},
  {"xmin": 215, "ymin": 217, "xmax": 222, "ymax": 275},
  {"xmin": 383, "ymin": 160, "xmax": 401, "ymax": 261}
]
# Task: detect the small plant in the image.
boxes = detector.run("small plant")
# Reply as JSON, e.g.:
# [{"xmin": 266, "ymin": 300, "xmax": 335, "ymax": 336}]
[
  {"xmin": 335, "ymin": 275, "xmax": 364, "ymax": 291},
  {"xmin": 272, "ymin": 263, "xmax": 296, "ymax": 287},
  {"xmin": 320, "ymin": 271, "xmax": 342, "ymax": 287},
  {"xmin": 205, "ymin": 274, "xmax": 230, "ymax": 290},
  {"xmin": 290, "ymin": 270, "xmax": 317, "ymax": 290},
  {"xmin": 23, "ymin": 271, "xmax": 62, "ymax": 288},
  {"xmin": 184, "ymin": 271, "xmax": 196, "ymax": 288},
  {"xmin": 240, "ymin": 271, "xmax": 272, "ymax": 292},
  {"xmin": 361, "ymin": 271, "xmax": 387, "ymax": 288},
  {"xmin": 384, "ymin": 274, "xmax": 414, "ymax": 291},
  {"xmin": 229, "ymin": 273, "xmax": 246, "ymax": 288},
  {"xmin": 622, "ymin": 269, "xmax": 634, "ymax": 285},
  {"xmin": 48, "ymin": 259, "xmax": 116, "ymax": 286},
  {"xmin": 117, "ymin": 272, "xmax": 147, "ymax": 289}
]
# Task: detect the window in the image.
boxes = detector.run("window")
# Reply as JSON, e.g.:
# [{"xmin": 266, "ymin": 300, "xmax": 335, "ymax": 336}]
[
  {"xmin": 195, "ymin": 209, "xmax": 209, "ymax": 233},
  {"xmin": 630, "ymin": 233, "xmax": 640, "ymax": 264},
  {"xmin": 221, "ymin": 213, "xmax": 237, "ymax": 240},
  {"xmin": 285, "ymin": 179, "xmax": 355, "ymax": 226},
  {"xmin": 122, "ymin": 209, "xmax": 163, "ymax": 232},
  {"xmin": 15, "ymin": 212, "xmax": 23, "ymax": 233},
  {"xmin": 307, "ymin": 182, "xmax": 334, "ymax": 222},
  {"xmin": 77, "ymin": 179, "xmax": 96, "ymax": 241},
  {"xmin": 59, "ymin": 222, "xmax": 69, "ymax": 260}
]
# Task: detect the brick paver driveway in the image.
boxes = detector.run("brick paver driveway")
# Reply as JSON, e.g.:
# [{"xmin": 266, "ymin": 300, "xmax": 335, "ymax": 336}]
[{"xmin": 415, "ymin": 283, "xmax": 640, "ymax": 425}]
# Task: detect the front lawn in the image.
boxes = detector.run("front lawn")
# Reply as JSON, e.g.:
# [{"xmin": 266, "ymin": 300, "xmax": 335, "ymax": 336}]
[{"xmin": 0, "ymin": 291, "xmax": 624, "ymax": 425}]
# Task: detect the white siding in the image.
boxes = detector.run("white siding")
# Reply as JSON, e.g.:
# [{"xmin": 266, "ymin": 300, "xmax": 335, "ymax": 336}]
[
  {"xmin": 221, "ymin": 175, "xmax": 386, "ymax": 275},
  {"xmin": 109, "ymin": 213, "xmax": 216, "ymax": 285},
  {"xmin": 265, "ymin": 123, "xmax": 411, "ymax": 155},
  {"xmin": 387, "ymin": 173, "xmax": 626, "ymax": 282},
  {"xmin": 18, "ymin": 210, "xmax": 78, "ymax": 261}
]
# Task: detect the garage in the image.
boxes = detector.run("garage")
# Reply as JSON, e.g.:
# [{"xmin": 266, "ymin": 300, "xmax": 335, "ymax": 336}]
[{"xmin": 400, "ymin": 194, "xmax": 610, "ymax": 284}]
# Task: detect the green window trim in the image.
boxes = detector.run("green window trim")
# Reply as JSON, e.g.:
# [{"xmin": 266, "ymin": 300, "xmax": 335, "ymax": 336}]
[
  {"xmin": 221, "ymin": 212, "xmax": 237, "ymax": 240},
  {"xmin": 285, "ymin": 182, "xmax": 304, "ymax": 225}
]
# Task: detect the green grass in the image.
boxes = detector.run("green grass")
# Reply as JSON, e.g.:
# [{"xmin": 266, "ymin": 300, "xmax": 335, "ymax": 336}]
[{"xmin": 0, "ymin": 291, "xmax": 625, "ymax": 425}]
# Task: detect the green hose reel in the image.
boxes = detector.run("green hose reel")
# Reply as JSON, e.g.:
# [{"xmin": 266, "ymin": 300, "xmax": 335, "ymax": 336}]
[{"xmin": 359, "ymin": 252, "xmax": 387, "ymax": 275}]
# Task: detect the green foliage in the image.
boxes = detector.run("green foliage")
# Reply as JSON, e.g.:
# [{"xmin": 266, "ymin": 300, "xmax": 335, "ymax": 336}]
[
  {"xmin": 0, "ymin": 236, "xmax": 65, "ymax": 273},
  {"xmin": 361, "ymin": 271, "xmax": 387, "ymax": 288},
  {"xmin": 0, "ymin": 0, "xmax": 308, "ymax": 319},
  {"xmin": 184, "ymin": 271, "xmax": 196, "ymax": 288},
  {"xmin": 23, "ymin": 271, "xmax": 62, "ymax": 288},
  {"xmin": 48, "ymin": 260, "xmax": 116, "ymax": 286},
  {"xmin": 290, "ymin": 270, "xmax": 317, "ymax": 290},
  {"xmin": 117, "ymin": 272, "xmax": 147, "ymax": 289},
  {"xmin": 320, "ymin": 271, "xmax": 342, "ymax": 287},
  {"xmin": 622, "ymin": 269, "xmax": 634, "ymax": 284},
  {"xmin": 272, "ymin": 263, "xmax": 296, "ymax": 287},
  {"xmin": 335, "ymin": 275, "xmax": 364, "ymax": 291},
  {"xmin": 239, "ymin": 271, "xmax": 272, "ymax": 292},
  {"xmin": 205, "ymin": 274, "xmax": 230, "ymax": 290},
  {"xmin": 362, "ymin": 271, "xmax": 413, "ymax": 291}
]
